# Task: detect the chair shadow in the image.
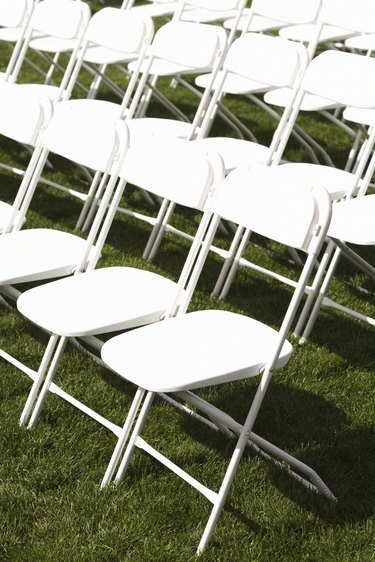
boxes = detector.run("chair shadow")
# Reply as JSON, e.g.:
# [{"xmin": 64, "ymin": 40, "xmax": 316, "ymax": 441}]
[{"xmin": 178, "ymin": 380, "xmax": 375, "ymax": 533}]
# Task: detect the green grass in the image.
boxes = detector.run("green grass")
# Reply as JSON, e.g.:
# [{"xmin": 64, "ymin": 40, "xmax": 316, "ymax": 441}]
[{"xmin": 0, "ymin": 3, "xmax": 375, "ymax": 560}]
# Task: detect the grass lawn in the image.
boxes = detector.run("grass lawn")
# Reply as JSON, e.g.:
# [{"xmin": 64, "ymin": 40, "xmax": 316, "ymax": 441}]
[{"xmin": 0, "ymin": 2, "xmax": 374, "ymax": 560}]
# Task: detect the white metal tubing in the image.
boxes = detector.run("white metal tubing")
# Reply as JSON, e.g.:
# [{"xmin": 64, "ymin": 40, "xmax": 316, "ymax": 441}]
[
  {"xmin": 211, "ymin": 224, "xmax": 245, "ymax": 297},
  {"xmin": 19, "ymin": 333, "xmax": 60, "ymax": 426},
  {"xmin": 3, "ymin": 145, "xmax": 45, "ymax": 233},
  {"xmin": 75, "ymin": 170, "xmax": 103, "ymax": 230},
  {"xmin": 219, "ymin": 227, "xmax": 252, "ymax": 300},
  {"xmin": 101, "ymin": 387, "xmax": 146, "ymax": 487},
  {"xmin": 114, "ymin": 391, "xmax": 155, "ymax": 483},
  {"xmin": 81, "ymin": 173, "xmax": 110, "ymax": 233},
  {"xmin": 136, "ymin": 436, "xmax": 218, "ymax": 503},
  {"xmin": 11, "ymin": 147, "xmax": 50, "ymax": 232},
  {"xmin": 293, "ymin": 239, "xmax": 336, "ymax": 338},
  {"xmin": 300, "ymin": 246, "xmax": 342, "ymax": 343},
  {"xmin": 27, "ymin": 336, "xmax": 68, "ymax": 428},
  {"xmin": 142, "ymin": 197, "xmax": 171, "ymax": 261}
]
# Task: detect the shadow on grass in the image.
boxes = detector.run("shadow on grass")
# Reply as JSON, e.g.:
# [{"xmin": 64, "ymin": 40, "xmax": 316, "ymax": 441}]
[{"xmin": 178, "ymin": 380, "xmax": 374, "ymax": 532}]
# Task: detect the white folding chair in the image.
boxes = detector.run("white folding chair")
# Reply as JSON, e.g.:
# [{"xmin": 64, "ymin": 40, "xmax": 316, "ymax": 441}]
[
  {"xmin": 267, "ymin": 0, "xmax": 375, "ymax": 166},
  {"xmin": 292, "ymin": 101, "xmax": 375, "ymax": 341},
  {"xmin": 0, "ymin": 0, "xmax": 35, "ymax": 82},
  {"xmin": 100, "ymin": 162, "xmax": 333, "ymax": 554},
  {"xmin": 0, "ymin": 6, "xmax": 153, "ymax": 219},
  {"xmin": 13, "ymin": 138, "xmax": 224, "ymax": 437},
  {"xmin": 213, "ymin": 48, "xmax": 375, "ymax": 301},
  {"xmin": 0, "ymin": 98, "xmax": 129, "ymax": 305},
  {"xmin": 77, "ymin": 6, "xmax": 154, "ymax": 101},
  {"xmin": 75, "ymin": 19, "xmax": 227, "ymax": 232},
  {"xmin": 142, "ymin": 30, "xmax": 311, "ymax": 262},
  {"xmin": 7, "ymin": 0, "xmax": 91, "ymax": 91}
]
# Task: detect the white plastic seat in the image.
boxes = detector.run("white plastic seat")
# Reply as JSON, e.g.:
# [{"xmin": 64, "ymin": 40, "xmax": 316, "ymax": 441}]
[
  {"xmin": 102, "ymin": 310, "xmax": 293, "ymax": 392},
  {"xmin": 17, "ymin": 266, "xmax": 179, "ymax": 336},
  {"xmin": 0, "ymin": 229, "xmax": 90, "ymax": 284},
  {"xmin": 100, "ymin": 163, "xmax": 333, "ymax": 555},
  {"xmin": 345, "ymin": 33, "xmax": 375, "ymax": 51}
]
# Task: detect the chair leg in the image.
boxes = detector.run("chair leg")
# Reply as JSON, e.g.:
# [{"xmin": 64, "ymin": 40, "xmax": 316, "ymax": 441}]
[
  {"xmin": 146, "ymin": 201, "xmax": 176, "ymax": 263},
  {"xmin": 211, "ymin": 225, "xmax": 245, "ymax": 298},
  {"xmin": 114, "ymin": 391, "xmax": 155, "ymax": 484},
  {"xmin": 101, "ymin": 387, "xmax": 146, "ymax": 488},
  {"xmin": 27, "ymin": 336, "xmax": 68, "ymax": 429},
  {"xmin": 300, "ymin": 245, "xmax": 342, "ymax": 343},
  {"xmin": 198, "ymin": 368, "xmax": 273, "ymax": 553},
  {"xmin": 293, "ymin": 239, "xmax": 336, "ymax": 339},
  {"xmin": 19, "ymin": 333, "xmax": 60, "ymax": 426},
  {"xmin": 219, "ymin": 228, "xmax": 252, "ymax": 300}
]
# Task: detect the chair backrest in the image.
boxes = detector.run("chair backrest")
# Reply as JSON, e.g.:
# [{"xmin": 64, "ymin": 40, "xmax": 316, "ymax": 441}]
[
  {"xmin": 321, "ymin": 0, "xmax": 375, "ymax": 33},
  {"xmin": 181, "ymin": 0, "xmax": 241, "ymax": 10},
  {"xmin": 29, "ymin": 0, "xmax": 90, "ymax": 39},
  {"xmin": 302, "ymin": 50, "xmax": 375, "ymax": 108},
  {"xmin": 149, "ymin": 20, "xmax": 227, "ymax": 69},
  {"xmin": 119, "ymin": 138, "xmax": 222, "ymax": 211},
  {"xmin": 64, "ymin": 8, "xmax": 154, "ymax": 101},
  {"xmin": 0, "ymin": 0, "xmax": 32, "ymax": 28},
  {"xmin": 39, "ymin": 99, "xmax": 129, "ymax": 174},
  {"xmin": 0, "ymin": 83, "xmax": 50, "ymax": 146},
  {"xmin": 223, "ymin": 32, "xmax": 308, "ymax": 89},
  {"xmin": 8, "ymin": 0, "xmax": 90, "ymax": 84},
  {"xmin": 212, "ymin": 164, "xmax": 331, "ymax": 253},
  {"xmin": 85, "ymin": 7, "xmax": 154, "ymax": 55},
  {"xmin": 250, "ymin": 0, "xmax": 321, "ymax": 25}
]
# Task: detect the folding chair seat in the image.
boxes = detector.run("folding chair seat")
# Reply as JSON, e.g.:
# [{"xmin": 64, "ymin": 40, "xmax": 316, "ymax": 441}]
[
  {"xmin": 213, "ymin": 49, "xmax": 375, "ymax": 300},
  {"xmin": 12, "ymin": 138, "xmax": 223, "ymax": 433},
  {"xmin": 99, "ymin": 163, "xmax": 333, "ymax": 554}
]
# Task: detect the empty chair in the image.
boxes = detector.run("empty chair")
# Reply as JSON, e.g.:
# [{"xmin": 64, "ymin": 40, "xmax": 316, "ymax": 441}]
[
  {"xmin": 267, "ymin": 0, "xmax": 375, "ymax": 160},
  {"xmin": 11, "ymin": 138, "xmax": 223, "ymax": 436},
  {"xmin": 0, "ymin": 98, "xmax": 129, "ymax": 306},
  {"xmin": 141, "ymin": 30, "xmax": 311, "ymax": 261},
  {"xmin": 213, "ymin": 48, "xmax": 375, "ymax": 301},
  {"xmin": 6, "ymin": 0, "xmax": 91, "ymax": 93},
  {"xmin": 100, "ymin": 163, "xmax": 333, "ymax": 554},
  {"xmin": 77, "ymin": 6, "xmax": 154, "ymax": 100},
  {"xmin": 0, "ymin": 6, "xmax": 153, "ymax": 217},
  {"xmin": 0, "ymin": 0, "xmax": 34, "ymax": 82}
]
